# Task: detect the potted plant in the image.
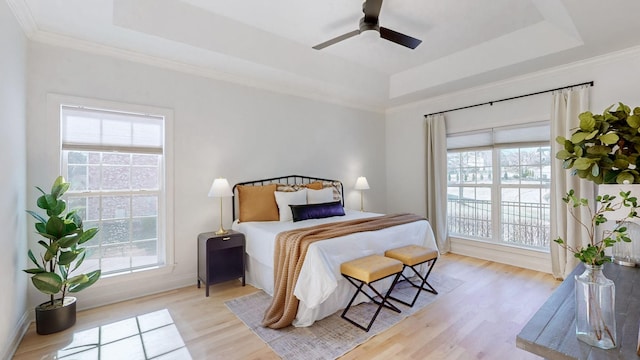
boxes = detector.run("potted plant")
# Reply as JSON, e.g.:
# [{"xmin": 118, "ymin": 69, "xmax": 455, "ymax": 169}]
[
  {"xmin": 24, "ymin": 176, "xmax": 101, "ymax": 335},
  {"xmin": 556, "ymin": 102, "xmax": 640, "ymax": 184},
  {"xmin": 554, "ymin": 103, "xmax": 640, "ymax": 349},
  {"xmin": 557, "ymin": 102, "xmax": 640, "ymax": 265}
]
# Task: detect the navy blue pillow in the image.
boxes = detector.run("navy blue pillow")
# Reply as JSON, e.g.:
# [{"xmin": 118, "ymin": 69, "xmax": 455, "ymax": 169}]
[{"xmin": 289, "ymin": 201, "xmax": 345, "ymax": 222}]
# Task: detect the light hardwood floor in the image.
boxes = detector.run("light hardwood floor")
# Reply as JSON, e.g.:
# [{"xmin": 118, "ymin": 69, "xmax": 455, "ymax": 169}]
[{"xmin": 13, "ymin": 254, "xmax": 559, "ymax": 359}]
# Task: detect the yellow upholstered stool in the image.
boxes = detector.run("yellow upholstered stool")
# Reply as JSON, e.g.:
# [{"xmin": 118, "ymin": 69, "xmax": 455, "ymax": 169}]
[
  {"xmin": 384, "ymin": 245, "xmax": 438, "ymax": 307},
  {"xmin": 340, "ymin": 254, "xmax": 403, "ymax": 331}
]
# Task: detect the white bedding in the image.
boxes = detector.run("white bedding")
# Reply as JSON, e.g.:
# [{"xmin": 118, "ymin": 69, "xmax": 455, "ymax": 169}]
[{"xmin": 232, "ymin": 209, "xmax": 438, "ymax": 327}]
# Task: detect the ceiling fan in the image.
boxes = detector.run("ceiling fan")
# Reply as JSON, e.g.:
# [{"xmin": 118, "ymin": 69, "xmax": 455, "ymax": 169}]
[{"xmin": 313, "ymin": 0, "xmax": 422, "ymax": 50}]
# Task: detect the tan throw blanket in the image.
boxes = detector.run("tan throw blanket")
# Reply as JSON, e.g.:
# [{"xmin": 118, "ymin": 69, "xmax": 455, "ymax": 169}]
[{"xmin": 262, "ymin": 213, "xmax": 426, "ymax": 329}]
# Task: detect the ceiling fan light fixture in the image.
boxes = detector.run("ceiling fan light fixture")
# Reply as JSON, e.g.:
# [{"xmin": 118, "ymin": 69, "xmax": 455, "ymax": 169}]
[{"xmin": 312, "ymin": 0, "xmax": 422, "ymax": 50}]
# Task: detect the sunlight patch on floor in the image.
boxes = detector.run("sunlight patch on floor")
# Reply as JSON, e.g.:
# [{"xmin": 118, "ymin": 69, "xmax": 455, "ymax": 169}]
[{"xmin": 54, "ymin": 309, "xmax": 192, "ymax": 360}]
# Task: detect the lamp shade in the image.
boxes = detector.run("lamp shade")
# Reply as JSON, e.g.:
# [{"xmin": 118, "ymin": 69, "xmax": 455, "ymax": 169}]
[
  {"xmin": 208, "ymin": 178, "xmax": 233, "ymax": 197},
  {"xmin": 354, "ymin": 176, "xmax": 370, "ymax": 190}
]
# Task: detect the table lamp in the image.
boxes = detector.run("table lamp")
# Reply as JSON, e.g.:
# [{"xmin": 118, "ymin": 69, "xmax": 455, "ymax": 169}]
[
  {"xmin": 354, "ymin": 176, "xmax": 370, "ymax": 212},
  {"xmin": 208, "ymin": 178, "xmax": 233, "ymax": 235}
]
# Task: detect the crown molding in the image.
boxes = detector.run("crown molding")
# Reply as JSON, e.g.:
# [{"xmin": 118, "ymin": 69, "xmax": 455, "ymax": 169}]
[
  {"xmin": 387, "ymin": 44, "xmax": 640, "ymax": 114},
  {"xmin": 28, "ymin": 30, "xmax": 385, "ymax": 114},
  {"xmin": 6, "ymin": 0, "xmax": 37, "ymax": 37}
]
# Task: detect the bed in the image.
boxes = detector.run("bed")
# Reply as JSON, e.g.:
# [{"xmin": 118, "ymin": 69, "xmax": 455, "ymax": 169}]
[{"xmin": 230, "ymin": 175, "xmax": 438, "ymax": 328}]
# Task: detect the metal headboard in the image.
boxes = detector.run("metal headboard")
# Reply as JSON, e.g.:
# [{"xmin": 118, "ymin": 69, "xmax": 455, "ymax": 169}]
[{"xmin": 232, "ymin": 175, "xmax": 344, "ymax": 220}]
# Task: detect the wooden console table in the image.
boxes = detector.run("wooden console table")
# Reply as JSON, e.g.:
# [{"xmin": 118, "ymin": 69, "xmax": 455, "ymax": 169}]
[{"xmin": 517, "ymin": 263, "xmax": 640, "ymax": 359}]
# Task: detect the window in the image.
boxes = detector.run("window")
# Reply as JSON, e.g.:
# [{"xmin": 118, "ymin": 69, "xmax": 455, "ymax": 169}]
[
  {"xmin": 499, "ymin": 147, "xmax": 551, "ymax": 248},
  {"xmin": 447, "ymin": 150, "xmax": 493, "ymax": 239},
  {"xmin": 446, "ymin": 123, "xmax": 551, "ymax": 250},
  {"xmin": 60, "ymin": 104, "xmax": 170, "ymax": 276}
]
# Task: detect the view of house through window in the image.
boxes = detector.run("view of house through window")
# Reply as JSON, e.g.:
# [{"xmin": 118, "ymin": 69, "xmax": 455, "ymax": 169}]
[
  {"xmin": 61, "ymin": 105, "xmax": 166, "ymax": 276},
  {"xmin": 446, "ymin": 125, "xmax": 551, "ymax": 250}
]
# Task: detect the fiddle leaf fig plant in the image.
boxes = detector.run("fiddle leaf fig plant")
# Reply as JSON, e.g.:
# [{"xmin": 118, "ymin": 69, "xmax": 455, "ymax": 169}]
[
  {"xmin": 24, "ymin": 176, "xmax": 101, "ymax": 308},
  {"xmin": 555, "ymin": 103, "xmax": 640, "ymax": 184}
]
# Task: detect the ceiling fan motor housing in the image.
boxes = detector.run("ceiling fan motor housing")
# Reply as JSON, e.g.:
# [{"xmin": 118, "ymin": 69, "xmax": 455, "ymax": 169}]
[
  {"xmin": 312, "ymin": 0, "xmax": 421, "ymax": 50},
  {"xmin": 359, "ymin": 17, "xmax": 380, "ymax": 33}
]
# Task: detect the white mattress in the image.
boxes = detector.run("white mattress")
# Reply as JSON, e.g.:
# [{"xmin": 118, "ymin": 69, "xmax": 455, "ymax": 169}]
[{"xmin": 232, "ymin": 209, "xmax": 438, "ymax": 327}]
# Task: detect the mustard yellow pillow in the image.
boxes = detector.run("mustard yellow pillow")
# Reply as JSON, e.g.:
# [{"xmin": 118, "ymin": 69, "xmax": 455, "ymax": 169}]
[
  {"xmin": 306, "ymin": 181, "xmax": 323, "ymax": 190},
  {"xmin": 238, "ymin": 184, "xmax": 279, "ymax": 222}
]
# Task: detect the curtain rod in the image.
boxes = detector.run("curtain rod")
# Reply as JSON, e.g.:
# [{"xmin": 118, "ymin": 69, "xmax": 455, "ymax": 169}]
[{"xmin": 423, "ymin": 81, "xmax": 594, "ymax": 118}]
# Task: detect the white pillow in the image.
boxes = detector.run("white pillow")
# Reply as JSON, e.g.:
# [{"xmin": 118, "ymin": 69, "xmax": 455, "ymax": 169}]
[
  {"xmin": 307, "ymin": 187, "xmax": 334, "ymax": 204},
  {"xmin": 274, "ymin": 189, "xmax": 307, "ymax": 221}
]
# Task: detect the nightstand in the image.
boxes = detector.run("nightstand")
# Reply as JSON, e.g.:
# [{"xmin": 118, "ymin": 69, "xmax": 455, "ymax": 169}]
[{"xmin": 197, "ymin": 230, "xmax": 245, "ymax": 296}]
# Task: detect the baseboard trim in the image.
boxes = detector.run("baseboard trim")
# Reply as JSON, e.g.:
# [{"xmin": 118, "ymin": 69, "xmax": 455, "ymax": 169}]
[
  {"xmin": 77, "ymin": 272, "xmax": 196, "ymax": 311},
  {"xmin": 2, "ymin": 310, "xmax": 31, "ymax": 360},
  {"xmin": 450, "ymin": 237, "xmax": 552, "ymax": 274}
]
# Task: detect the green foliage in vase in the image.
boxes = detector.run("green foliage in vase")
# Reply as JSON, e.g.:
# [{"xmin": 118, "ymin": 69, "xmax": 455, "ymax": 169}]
[
  {"xmin": 554, "ymin": 189, "xmax": 640, "ymax": 266},
  {"xmin": 555, "ymin": 103, "xmax": 640, "ymax": 184},
  {"xmin": 23, "ymin": 176, "xmax": 101, "ymax": 307}
]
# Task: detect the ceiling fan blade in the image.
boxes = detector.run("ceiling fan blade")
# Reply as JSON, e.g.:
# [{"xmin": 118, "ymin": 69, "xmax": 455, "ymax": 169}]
[
  {"xmin": 312, "ymin": 29, "xmax": 360, "ymax": 50},
  {"xmin": 363, "ymin": 0, "xmax": 383, "ymax": 23},
  {"xmin": 379, "ymin": 27, "xmax": 422, "ymax": 49}
]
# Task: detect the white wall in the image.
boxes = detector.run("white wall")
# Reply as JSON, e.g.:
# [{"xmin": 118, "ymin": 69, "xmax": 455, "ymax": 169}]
[
  {"xmin": 385, "ymin": 46, "xmax": 640, "ymax": 272},
  {"xmin": 0, "ymin": 1, "xmax": 28, "ymax": 358},
  {"xmin": 26, "ymin": 41, "xmax": 386, "ymax": 310}
]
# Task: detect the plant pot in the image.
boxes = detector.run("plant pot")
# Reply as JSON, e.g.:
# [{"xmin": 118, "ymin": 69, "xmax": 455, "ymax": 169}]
[
  {"xmin": 35, "ymin": 297, "xmax": 77, "ymax": 335},
  {"xmin": 574, "ymin": 265, "xmax": 616, "ymax": 349}
]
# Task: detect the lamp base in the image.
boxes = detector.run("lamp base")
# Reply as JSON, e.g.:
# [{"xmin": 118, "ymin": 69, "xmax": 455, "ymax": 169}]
[{"xmin": 215, "ymin": 228, "xmax": 228, "ymax": 235}]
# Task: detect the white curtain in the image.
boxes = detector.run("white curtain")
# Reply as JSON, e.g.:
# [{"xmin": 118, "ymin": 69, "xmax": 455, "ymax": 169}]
[
  {"xmin": 425, "ymin": 114, "xmax": 450, "ymax": 252},
  {"xmin": 550, "ymin": 86, "xmax": 594, "ymax": 279}
]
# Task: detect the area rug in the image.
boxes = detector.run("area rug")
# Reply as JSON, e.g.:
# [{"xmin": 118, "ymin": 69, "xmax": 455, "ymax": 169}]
[{"xmin": 225, "ymin": 272, "xmax": 463, "ymax": 360}]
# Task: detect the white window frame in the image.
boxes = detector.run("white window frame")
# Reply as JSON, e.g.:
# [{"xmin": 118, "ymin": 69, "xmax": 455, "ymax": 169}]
[
  {"xmin": 446, "ymin": 123, "xmax": 550, "ymax": 252},
  {"xmin": 48, "ymin": 94, "xmax": 174, "ymax": 280}
]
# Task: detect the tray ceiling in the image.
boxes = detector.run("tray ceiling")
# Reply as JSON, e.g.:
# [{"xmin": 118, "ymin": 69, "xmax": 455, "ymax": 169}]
[{"xmin": 10, "ymin": 0, "xmax": 640, "ymax": 110}]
